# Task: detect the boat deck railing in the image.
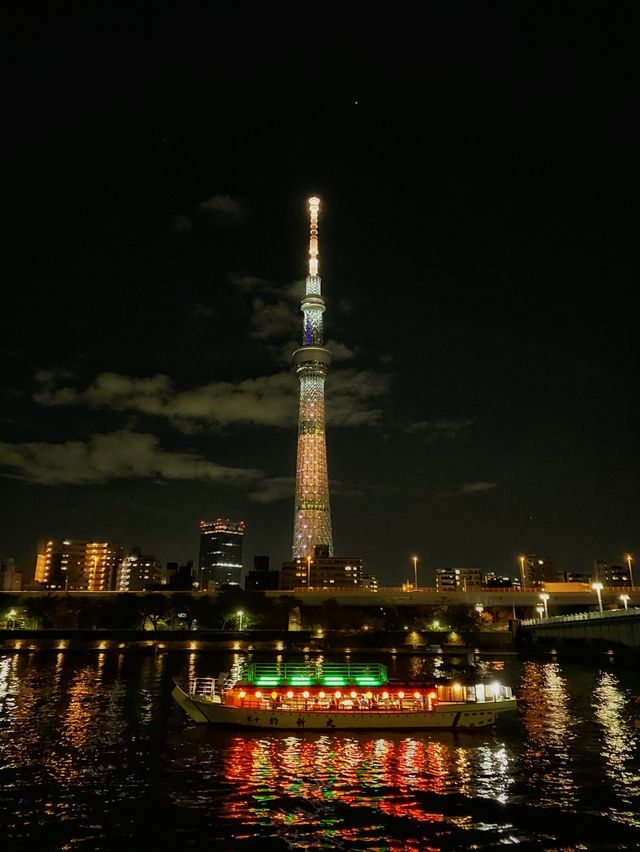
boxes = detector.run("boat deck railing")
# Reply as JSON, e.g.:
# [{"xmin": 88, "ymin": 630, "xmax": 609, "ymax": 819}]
[
  {"xmin": 189, "ymin": 677, "xmax": 223, "ymax": 698},
  {"xmin": 244, "ymin": 661, "xmax": 388, "ymax": 688}
]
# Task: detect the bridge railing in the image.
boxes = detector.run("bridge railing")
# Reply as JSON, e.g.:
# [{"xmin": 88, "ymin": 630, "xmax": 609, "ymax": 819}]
[
  {"xmin": 520, "ymin": 606, "xmax": 640, "ymax": 627},
  {"xmin": 287, "ymin": 586, "xmax": 636, "ymax": 595}
]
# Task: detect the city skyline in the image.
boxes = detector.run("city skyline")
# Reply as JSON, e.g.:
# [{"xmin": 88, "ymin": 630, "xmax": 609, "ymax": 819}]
[{"xmin": 2, "ymin": 13, "xmax": 637, "ymax": 585}]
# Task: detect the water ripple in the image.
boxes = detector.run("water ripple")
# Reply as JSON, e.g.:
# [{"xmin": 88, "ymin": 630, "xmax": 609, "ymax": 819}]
[{"xmin": 0, "ymin": 651, "xmax": 638, "ymax": 849}]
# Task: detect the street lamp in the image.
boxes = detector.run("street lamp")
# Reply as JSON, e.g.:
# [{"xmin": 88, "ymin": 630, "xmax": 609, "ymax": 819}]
[
  {"xmin": 412, "ymin": 555, "xmax": 418, "ymax": 591},
  {"xmin": 535, "ymin": 604, "xmax": 545, "ymax": 619},
  {"xmin": 539, "ymin": 593, "xmax": 549, "ymax": 618},
  {"xmin": 237, "ymin": 609, "xmax": 244, "ymax": 631},
  {"xmin": 625, "ymin": 553, "xmax": 634, "ymax": 589},
  {"xmin": 620, "ymin": 594, "xmax": 630, "ymax": 611},
  {"xmin": 475, "ymin": 603, "xmax": 484, "ymax": 619},
  {"xmin": 591, "ymin": 582, "xmax": 604, "ymax": 613},
  {"xmin": 518, "ymin": 555, "xmax": 526, "ymax": 589}
]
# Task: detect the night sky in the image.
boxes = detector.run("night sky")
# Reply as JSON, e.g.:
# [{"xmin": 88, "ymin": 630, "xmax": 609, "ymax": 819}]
[{"xmin": 2, "ymin": 9, "xmax": 637, "ymax": 586}]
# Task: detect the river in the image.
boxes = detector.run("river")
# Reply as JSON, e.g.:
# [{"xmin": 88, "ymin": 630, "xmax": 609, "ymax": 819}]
[{"xmin": 0, "ymin": 650, "xmax": 638, "ymax": 850}]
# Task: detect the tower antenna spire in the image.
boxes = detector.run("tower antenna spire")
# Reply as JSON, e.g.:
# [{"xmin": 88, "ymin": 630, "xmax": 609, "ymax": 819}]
[{"xmin": 308, "ymin": 196, "xmax": 320, "ymax": 277}]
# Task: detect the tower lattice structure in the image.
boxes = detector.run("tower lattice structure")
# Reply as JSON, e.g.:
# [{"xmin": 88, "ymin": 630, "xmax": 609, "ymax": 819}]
[{"xmin": 292, "ymin": 196, "xmax": 333, "ymax": 558}]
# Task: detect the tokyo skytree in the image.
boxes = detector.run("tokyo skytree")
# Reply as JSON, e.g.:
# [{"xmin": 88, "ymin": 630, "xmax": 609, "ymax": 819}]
[{"xmin": 292, "ymin": 196, "xmax": 333, "ymax": 559}]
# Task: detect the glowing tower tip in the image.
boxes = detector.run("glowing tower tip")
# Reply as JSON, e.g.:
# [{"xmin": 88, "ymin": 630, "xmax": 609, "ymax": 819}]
[{"xmin": 308, "ymin": 196, "xmax": 320, "ymax": 277}]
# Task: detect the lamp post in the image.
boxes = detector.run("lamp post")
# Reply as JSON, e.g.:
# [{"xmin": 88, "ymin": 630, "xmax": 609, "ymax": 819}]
[
  {"xmin": 307, "ymin": 554, "xmax": 312, "ymax": 588},
  {"xmin": 591, "ymin": 582, "xmax": 604, "ymax": 613},
  {"xmin": 237, "ymin": 609, "xmax": 244, "ymax": 631},
  {"xmin": 475, "ymin": 603, "xmax": 484, "ymax": 621},
  {"xmin": 518, "ymin": 555, "xmax": 526, "ymax": 590},
  {"xmin": 539, "ymin": 593, "xmax": 549, "ymax": 619},
  {"xmin": 625, "ymin": 553, "xmax": 634, "ymax": 589},
  {"xmin": 412, "ymin": 555, "xmax": 418, "ymax": 591},
  {"xmin": 535, "ymin": 603, "xmax": 545, "ymax": 619},
  {"xmin": 620, "ymin": 594, "xmax": 630, "ymax": 611}
]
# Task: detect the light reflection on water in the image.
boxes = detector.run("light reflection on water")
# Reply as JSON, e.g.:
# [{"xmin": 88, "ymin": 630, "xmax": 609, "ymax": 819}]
[
  {"xmin": 214, "ymin": 729, "xmax": 514, "ymax": 839},
  {"xmin": 519, "ymin": 660, "xmax": 579, "ymax": 808},
  {"xmin": 0, "ymin": 651, "xmax": 638, "ymax": 850},
  {"xmin": 592, "ymin": 669, "xmax": 640, "ymax": 823},
  {"xmin": 183, "ymin": 735, "xmax": 458, "ymax": 848}
]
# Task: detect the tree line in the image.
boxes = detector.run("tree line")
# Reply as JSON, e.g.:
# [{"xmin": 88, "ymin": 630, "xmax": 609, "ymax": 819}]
[{"xmin": 0, "ymin": 589, "xmax": 503, "ymax": 632}]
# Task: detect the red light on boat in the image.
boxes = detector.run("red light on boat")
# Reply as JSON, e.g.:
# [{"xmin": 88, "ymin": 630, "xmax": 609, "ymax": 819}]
[
  {"xmin": 239, "ymin": 690, "xmax": 246, "ymax": 699},
  {"xmin": 334, "ymin": 690, "xmax": 342, "ymax": 699},
  {"xmin": 286, "ymin": 690, "xmax": 294, "ymax": 699},
  {"xmin": 428, "ymin": 691, "xmax": 437, "ymax": 700},
  {"xmin": 271, "ymin": 691, "xmax": 278, "ymax": 699},
  {"xmin": 350, "ymin": 691, "xmax": 357, "ymax": 699},
  {"xmin": 255, "ymin": 690, "xmax": 262, "ymax": 698},
  {"xmin": 398, "ymin": 691, "xmax": 405, "ymax": 699},
  {"xmin": 365, "ymin": 691, "xmax": 373, "ymax": 699},
  {"xmin": 318, "ymin": 691, "xmax": 325, "ymax": 699},
  {"xmin": 302, "ymin": 690, "xmax": 310, "ymax": 699},
  {"xmin": 413, "ymin": 691, "xmax": 421, "ymax": 699},
  {"xmin": 382, "ymin": 691, "xmax": 389, "ymax": 699}
]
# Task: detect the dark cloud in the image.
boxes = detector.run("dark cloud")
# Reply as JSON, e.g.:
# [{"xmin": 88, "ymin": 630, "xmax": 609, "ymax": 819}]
[
  {"xmin": 251, "ymin": 297, "xmax": 299, "ymax": 341},
  {"xmin": 445, "ymin": 481, "xmax": 499, "ymax": 496},
  {"xmin": 459, "ymin": 481, "xmax": 499, "ymax": 494},
  {"xmin": 171, "ymin": 214, "xmax": 192, "ymax": 232},
  {"xmin": 247, "ymin": 476, "xmax": 294, "ymax": 503},
  {"xmin": 406, "ymin": 419, "xmax": 475, "ymax": 439},
  {"xmin": 198, "ymin": 194, "xmax": 246, "ymax": 224},
  {"xmin": 33, "ymin": 368, "xmax": 390, "ymax": 429},
  {"xmin": 0, "ymin": 430, "xmax": 260, "ymax": 486},
  {"xmin": 189, "ymin": 302, "xmax": 217, "ymax": 321}
]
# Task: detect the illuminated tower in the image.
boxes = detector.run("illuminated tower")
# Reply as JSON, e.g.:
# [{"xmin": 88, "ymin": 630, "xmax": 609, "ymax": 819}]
[{"xmin": 292, "ymin": 196, "xmax": 333, "ymax": 558}]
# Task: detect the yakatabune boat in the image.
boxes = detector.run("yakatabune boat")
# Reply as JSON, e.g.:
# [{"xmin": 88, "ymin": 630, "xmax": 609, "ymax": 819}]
[{"xmin": 172, "ymin": 662, "xmax": 517, "ymax": 730}]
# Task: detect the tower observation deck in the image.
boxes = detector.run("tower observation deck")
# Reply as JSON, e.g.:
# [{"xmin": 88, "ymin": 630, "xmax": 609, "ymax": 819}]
[{"xmin": 292, "ymin": 197, "xmax": 333, "ymax": 558}]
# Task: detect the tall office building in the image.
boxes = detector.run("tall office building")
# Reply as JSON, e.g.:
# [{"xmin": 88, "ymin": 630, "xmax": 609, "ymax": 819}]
[
  {"xmin": 292, "ymin": 197, "xmax": 333, "ymax": 559},
  {"xmin": 34, "ymin": 539, "xmax": 123, "ymax": 590},
  {"xmin": 198, "ymin": 519, "xmax": 245, "ymax": 590}
]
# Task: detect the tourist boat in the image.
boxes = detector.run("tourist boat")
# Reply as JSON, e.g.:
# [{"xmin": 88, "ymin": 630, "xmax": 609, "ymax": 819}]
[{"xmin": 172, "ymin": 662, "xmax": 517, "ymax": 730}]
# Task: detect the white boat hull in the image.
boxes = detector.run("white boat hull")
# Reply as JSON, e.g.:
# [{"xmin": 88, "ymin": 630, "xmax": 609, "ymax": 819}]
[{"xmin": 172, "ymin": 683, "xmax": 517, "ymax": 730}]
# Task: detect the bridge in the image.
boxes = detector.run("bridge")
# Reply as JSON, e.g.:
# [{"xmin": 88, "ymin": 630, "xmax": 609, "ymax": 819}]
[
  {"xmin": 264, "ymin": 586, "xmax": 640, "ymax": 611},
  {"xmin": 6, "ymin": 587, "xmax": 640, "ymax": 614},
  {"xmin": 516, "ymin": 606, "xmax": 640, "ymax": 651}
]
